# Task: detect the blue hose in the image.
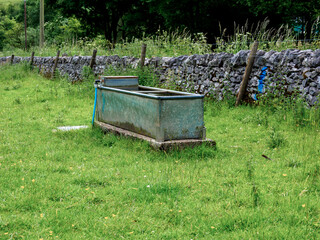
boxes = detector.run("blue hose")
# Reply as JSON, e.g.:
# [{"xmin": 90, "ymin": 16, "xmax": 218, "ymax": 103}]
[{"xmin": 92, "ymin": 87, "xmax": 98, "ymax": 125}]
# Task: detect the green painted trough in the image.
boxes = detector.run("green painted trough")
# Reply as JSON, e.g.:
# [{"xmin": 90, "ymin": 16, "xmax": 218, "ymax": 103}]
[{"xmin": 94, "ymin": 76, "xmax": 214, "ymax": 149}]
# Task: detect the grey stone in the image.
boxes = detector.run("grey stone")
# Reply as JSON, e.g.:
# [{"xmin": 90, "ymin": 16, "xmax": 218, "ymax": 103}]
[{"xmin": 309, "ymin": 87, "xmax": 317, "ymax": 96}]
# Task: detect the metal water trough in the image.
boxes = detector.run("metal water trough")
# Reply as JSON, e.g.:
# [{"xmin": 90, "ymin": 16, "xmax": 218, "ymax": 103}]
[{"xmin": 93, "ymin": 76, "xmax": 215, "ymax": 149}]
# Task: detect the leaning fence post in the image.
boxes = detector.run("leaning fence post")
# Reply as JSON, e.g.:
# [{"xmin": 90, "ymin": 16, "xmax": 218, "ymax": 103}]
[
  {"xmin": 52, "ymin": 50, "xmax": 60, "ymax": 78},
  {"xmin": 90, "ymin": 49, "xmax": 97, "ymax": 69},
  {"xmin": 10, "ymin": 54, "xmax": 14, "ymax": 65},
  {"xmin": 140, "ymin": 43, "xmax": 147, "ymax": 68},
  {"xmin": 235, "ymin": 41, "xmax": 259, "ymax": 106}
]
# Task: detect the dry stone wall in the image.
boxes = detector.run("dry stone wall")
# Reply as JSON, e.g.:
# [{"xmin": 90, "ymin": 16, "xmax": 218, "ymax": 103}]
[{"xmin": 1, "ymin": 49, "xmax": 320, "ymax": 105}]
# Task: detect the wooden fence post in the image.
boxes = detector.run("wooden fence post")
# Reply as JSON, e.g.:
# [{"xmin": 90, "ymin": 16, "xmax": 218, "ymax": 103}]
[
  {"xmin": 140, "ymin": 43, "xmax": 147, "ymax": 68},
  {"xmin": 52, "ymin": 50, "xmax": 60, "ymax": 78},
  {"xmin": 10, "ymin": 55, "xmax": 14, "ymax": 65},
  {"xmin": 30, "ymin": 52, "xmax": 35, "ymax": 67},
  {"xmin": 235, "ymin": 41, "xmax": 259, "ymax": 106},
  {"xmin": 90, "ymin": 49, "xmax": 97, "ymax": 69}
]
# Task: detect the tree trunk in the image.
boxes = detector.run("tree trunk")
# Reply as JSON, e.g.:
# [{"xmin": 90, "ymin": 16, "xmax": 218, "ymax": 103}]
[
  {"xmin": 111, "ymin": 12, "xmax": 119, "ymax": 47},
  {"xmin": 305, "ymin": 15, "xmax": 313, "ymax": 40},
  {"xmin": 104, "ymin": 20, "xmax": 112, "ymax": 45}
]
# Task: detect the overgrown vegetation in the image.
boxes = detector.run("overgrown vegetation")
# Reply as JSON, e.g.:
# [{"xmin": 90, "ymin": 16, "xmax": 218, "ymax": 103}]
[
  {"xmin": 0, "ymin": 63, "xmax": 319, "ymax": 239},
  {"xmin": 0, "ymin": 0, "xmax": 320, "ymax": 57},
  {"xmin": 215, "ymin": 18, "xmax": 320, "ymax": 53}
]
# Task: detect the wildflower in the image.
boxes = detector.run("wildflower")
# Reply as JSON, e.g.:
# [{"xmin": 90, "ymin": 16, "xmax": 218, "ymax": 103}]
[
  {"xmin": 211, "ymin": 226, "xmax": 215, "ymax": 229},
  {"xmin": 144, "ymin": 175, "xmax": 146, "ymax": 178},
  {"xmin": 22, "ymin": 178, "xmax": 24, "ymax": 181},
  {"xmin": 178, "ymin": 210, "xmax": 182, "ymax": 213},
  {"xmin": 147, "ymin": 185, "xmax": 150, "ymax": 188},
  {"xmin": 129, "ymin": 232, "xmax": 133, "ymax": 234},
  {"xmin": 72, "ymin": 224, "xmax": 75, "ymax": 227},
  {"xmin": 104, "ymin": 217, "xmax": 108, "ymax": 219},
  {"xmin": 112, "ymin": 214, "xmax": 116, "ymax": 217},
  {"xmin": 283, "ymin": 174, "xmax": 287, "ymax": 176},
  {"xmin": 21, "ymin": 186, "xmax": 24, "ymax": 189},
  {"xmin": 32, "ymin": 179, "xmax": 35, "ymax": 183},
  {"xmin": 40, "ymin": 213, "xmax": 44, "ymax": 218},
  {"xmin": 302, "ymin": 204, "xmax": 306, "ymax": 208}
]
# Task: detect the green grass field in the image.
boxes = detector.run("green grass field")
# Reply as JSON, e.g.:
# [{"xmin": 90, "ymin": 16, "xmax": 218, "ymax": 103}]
[{"xmin": 0, "ymin": 63, "xmax": 319, "ymax": 239}]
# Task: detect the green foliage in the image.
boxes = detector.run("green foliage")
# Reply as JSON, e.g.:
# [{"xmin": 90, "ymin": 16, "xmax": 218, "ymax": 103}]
[
  {"xmin": 215, "ymin": 18, "xmax": 320, "ymax": 53},
  {"xmin": 267, "ymin": 127, "xmax": 286, "ymax": 149},
  {"xmin": 0, "ymin": 28, "xmax": 212, "ymax": 57},
  {"xmin": 0, "ymin": 14, "xmax": 22, "ymax": 50}
]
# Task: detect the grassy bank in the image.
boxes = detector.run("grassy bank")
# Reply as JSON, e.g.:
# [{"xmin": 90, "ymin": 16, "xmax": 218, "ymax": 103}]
[{"xmin": 0, "ymin": 64, "xmax": 319, "ymax": 239}]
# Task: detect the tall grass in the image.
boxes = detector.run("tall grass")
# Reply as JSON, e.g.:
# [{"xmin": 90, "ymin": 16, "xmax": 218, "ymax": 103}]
[
  {"xmin": 0, "ymin": 29, "xmax": 212, "ymax": 58},
  {"xmin": 215, "ymin": 18, "xmax": 320, "ymax": 53},
  {"xmin": 1, "ymin": 18, "xmax": 320, "ymax": 57}
]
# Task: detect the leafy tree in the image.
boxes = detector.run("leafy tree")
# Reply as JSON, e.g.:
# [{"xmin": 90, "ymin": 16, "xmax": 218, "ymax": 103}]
[
  {"xmin": 237, "ymin": 0, "xmax": 320, "ymax": 38},
  {"xmin": 51, "ymin": 0, "xmax": 137, "ymax": 45},
  {"xmin": 0, "ymin": 14, "xmax": 23, "ymax": 50}
]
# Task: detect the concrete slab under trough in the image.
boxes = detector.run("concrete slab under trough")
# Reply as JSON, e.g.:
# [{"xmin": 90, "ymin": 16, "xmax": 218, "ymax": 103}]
[{"xmin": 94, "ymin": 120, "xmax": 216, "ymax": 150}]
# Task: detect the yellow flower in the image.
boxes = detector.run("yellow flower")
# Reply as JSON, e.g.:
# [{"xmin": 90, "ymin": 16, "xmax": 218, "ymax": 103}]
[
  {"xmin": 211, "ymin": 226, "xmax": 215, "ymax": 229},
  {"xmin": 302, "ymin": 204, "xmax": 306, "ymax": 208},
  {"xmin": 21, "ymin": 186, "xmax": 24, "ymax": 189},
  {"xmin": 72, "ymin": 224, "xmax": 75, "ymax": 227},
  {"xmin": 112, "ymin": 214, "xmax": 116, "ymax": 217},
  {"xmin": 32, "ymin": 179, "xmax": 35, "ymax": 183},
  {"xmin": 22, "ymin": 178, "xmax": 24, "ymax": 181},
  {"xmin": 283, "ymin": 174, "xmax": 287, "ymax": 176},
  {"xmin": 129, "ymin": 232, "xmax": 133, "ymax": 234},
  {"xmin": 178, "ymin": 210, "xmax": 182, "ymax": 213},
  {"xmin": 40, "ymin": 213, "xmax": 44, "ymax": 218},
  {"xmin": 104, "ymin": 217, "xmax": 108, "ymax": 219}
]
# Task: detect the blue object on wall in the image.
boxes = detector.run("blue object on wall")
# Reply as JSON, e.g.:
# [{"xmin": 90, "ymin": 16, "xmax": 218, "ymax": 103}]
[{"xmin": 254, "ymin": 66, "xmax": 268, "ymax": 101}]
